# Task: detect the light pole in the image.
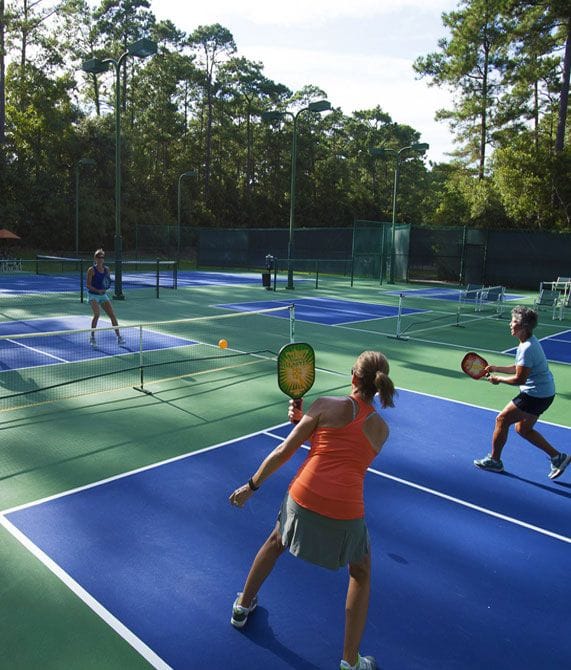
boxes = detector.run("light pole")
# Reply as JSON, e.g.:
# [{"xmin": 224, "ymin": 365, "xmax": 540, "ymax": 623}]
[
  {"xmin": 262, "ymin": 100, "xmax": 331, "ymax": 289},
  {"xmin": 82, "ymin": 37, "xmax": 157, "ymax": 299},
  {"xmin": 74, "ymin": 158, "xmax": 96, "ymax": 256},
  {"xmin": 177, "ymin": 170, "xmax": 196, "ymax": 259},
  {"xmin": 370, "ymin": 143, "xmax": 429, "ymax": 283}
]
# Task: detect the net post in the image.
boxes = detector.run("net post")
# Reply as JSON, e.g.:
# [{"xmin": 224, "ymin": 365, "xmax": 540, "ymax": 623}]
[
  {"xmin": 289, "ymin": 303, "xmax": 295, "ymax": 343},
  {"xmin": 453, "ymin": 289, "xmax": 463, "ymax": 327},
  {"xmin": 395, "ymin": 293, "xmax": 403, "ymax": 338},
  {"xmin": 386, "ymin": 292, "xmax": 408, "ymax": 340},
  {"xmin": 133, "ymin": 324, "xmax": 152, "ymax": 395},
  {"xmin": 496, "ymin": 287, "xmax": 505, "ymax": 317}
]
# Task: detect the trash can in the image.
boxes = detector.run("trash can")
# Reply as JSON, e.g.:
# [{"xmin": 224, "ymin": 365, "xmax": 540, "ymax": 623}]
[{"xmin": 263, "ymin": 254, "xmax": 275, "ymax": 290}]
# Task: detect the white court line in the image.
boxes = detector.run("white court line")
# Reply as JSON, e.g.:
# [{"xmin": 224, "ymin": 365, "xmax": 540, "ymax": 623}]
[
  {"xmin": 0, "ymin": 516, "xmax": 172, "ymax": 670},
  {"xmin": 5, "ymin": 338, "xmax": 69, "ymax": 363},
  {"xmin": 0, "ymin": 422, "xmax": 289, "ymax": 669}
]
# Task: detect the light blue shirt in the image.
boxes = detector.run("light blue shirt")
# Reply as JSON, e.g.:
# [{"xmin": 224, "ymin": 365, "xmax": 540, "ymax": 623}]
[{"xmin": 515, "ymin": 336, "xmax": 555, "ymax": 397}]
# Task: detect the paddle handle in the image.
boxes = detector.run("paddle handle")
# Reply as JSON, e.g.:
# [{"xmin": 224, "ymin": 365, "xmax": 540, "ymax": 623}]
[{"xmin": 289, "ymin": 398, "xmax": 303, "ymax": 424}]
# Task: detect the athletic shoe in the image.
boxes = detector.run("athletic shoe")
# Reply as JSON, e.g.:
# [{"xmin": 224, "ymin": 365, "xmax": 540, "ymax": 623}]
[
  {"xmin": 548, "ymin": 453, "xmax": 571, "ymax": 480},
  {"xmin": 474, "ymin": 454, "xmax": 504, "ymax": 473},
  {"xmin": 340, "ymin": 654, "xmax": 377, "ymax": 670},
  {"xmin": 117, "ymin": 336, "xmax": 125, "ymax": 345},
  {"xmin": 230, "ymin": 593, "xmax": 257, "ymax": 629},
  {"xmin": 89, "ymin": 335, "xmax": 96, "ymax": 347}
]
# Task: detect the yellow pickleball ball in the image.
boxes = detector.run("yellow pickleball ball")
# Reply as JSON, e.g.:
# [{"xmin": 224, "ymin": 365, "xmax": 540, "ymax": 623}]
[{"xmin": 218, "ymin": 338, "xmax": 228, "ymax": 349}]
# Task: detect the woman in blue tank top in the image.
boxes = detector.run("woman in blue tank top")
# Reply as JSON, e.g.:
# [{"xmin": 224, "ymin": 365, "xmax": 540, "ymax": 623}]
[{"xmin": 86, "ymin": 248, "xmax": 125, "ymax": 346}]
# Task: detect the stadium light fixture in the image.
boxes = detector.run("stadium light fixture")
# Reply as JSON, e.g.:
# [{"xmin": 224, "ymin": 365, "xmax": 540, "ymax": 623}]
[
  {"xmin": 81, "ymin": 38, "xmax": 157, "ymax": 299},
  {"xmin": 262, "ymin": 100, "xmax": 331, "ymax": 289},
  {"xmin": 177, "ymin": 170, "xmax": 197, "ymax": 259},
  {"xmin": 369, "ymin": 142, "xmax": 429, "ymax": 283}
]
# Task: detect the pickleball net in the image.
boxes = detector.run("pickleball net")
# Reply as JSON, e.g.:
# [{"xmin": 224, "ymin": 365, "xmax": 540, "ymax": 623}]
[
  {"xmin": 0, "ymin": 305, "xmax": 294, "ymax": 411},
  {"xmin": 389, "ymin": 285, "xmax": 507, "ymax": 339},
  {"xmin": 35, "ymin": 255, "xmax": 178, "ymax": 298}
]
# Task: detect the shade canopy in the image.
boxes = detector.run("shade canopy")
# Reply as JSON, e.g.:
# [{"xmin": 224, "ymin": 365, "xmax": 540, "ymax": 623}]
[{"xmin": 0, "ymin": 228, "xmax": 21, "ymax": 239}]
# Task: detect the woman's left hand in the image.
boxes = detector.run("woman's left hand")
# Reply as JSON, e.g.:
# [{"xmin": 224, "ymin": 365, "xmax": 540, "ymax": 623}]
[{"xmin": 229, "ymin": 483, "xmax": 254, "ymax": 508}]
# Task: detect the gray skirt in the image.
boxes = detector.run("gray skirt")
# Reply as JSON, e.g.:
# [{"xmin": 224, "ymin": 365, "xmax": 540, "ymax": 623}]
[{"xmin": 277, "ymin": 493, "xmax": 370, "ymax": 571}]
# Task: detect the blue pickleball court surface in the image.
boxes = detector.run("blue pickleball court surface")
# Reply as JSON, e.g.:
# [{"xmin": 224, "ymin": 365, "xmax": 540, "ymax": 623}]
[
  {"xmin": 217, "ymin": 297, "xmax": 425, "ymax": 325},
  {"xmin": 0, "ymin": 317, "xmax": 195, "ymax": 371},
  {"xmin": 504, "ymin": 329, "xmax": 571, "ymax": 365},
  {"xmin": 2, "ymin": 390, "xmax": 569, "ymax": 670}
]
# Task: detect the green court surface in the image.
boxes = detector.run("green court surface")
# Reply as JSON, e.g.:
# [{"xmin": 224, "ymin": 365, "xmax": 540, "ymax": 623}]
[{"xmin": 0, "ymin": 275, "xmax": 569, "ymax": 669}]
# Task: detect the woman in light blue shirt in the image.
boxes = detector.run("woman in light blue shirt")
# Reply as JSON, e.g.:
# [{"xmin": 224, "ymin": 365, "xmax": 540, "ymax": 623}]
[{"xmin": 474, "ymin": 306, "xmax": 570, "ymax": 480}]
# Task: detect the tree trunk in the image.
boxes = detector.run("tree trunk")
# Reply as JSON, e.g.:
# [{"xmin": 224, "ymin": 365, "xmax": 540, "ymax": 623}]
[
  {"xmin": 555, "ymin": 17, "xmax": 571, "ymax": 153},
  {"xmin": 0, "ymin": 0, "xmax": 5, "ymax": 146}
]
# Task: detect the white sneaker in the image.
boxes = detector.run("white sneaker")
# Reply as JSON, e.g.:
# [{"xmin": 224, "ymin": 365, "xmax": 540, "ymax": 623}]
[
  {"xmin": 230, "ymin": 592, "xmax": 257, "ymax": 629},
  {"xmin": 549, "ymin": 453, "xmax": 571, "ymax": 480},
  {"xmin": 340, "ymin": 654, "xmax": 377, "ymax": 670},
  {"xmin": 117, "ymin": 336, "xmax": 125, "ymax": 345},
  {"xmin": 89, "ymin": 335, "xmax": 96, "ymax": 348}
]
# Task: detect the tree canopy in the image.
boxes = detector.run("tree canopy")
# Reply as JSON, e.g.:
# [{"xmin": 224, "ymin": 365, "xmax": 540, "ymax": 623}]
[{"xmin": 0, "ymin": 0, "xmax": 569, "ymax": 255}]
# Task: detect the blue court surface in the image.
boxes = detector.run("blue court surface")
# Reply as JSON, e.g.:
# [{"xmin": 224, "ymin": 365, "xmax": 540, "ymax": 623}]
[
  {"xmin": 2, "ymin": 390, "xmax": 568, "ymax": 670},
  {"xmin": 217, "ymin": 297, "xmax": 424, "ymax": 325},
  {"xmin": 504, "ymin": 329, "xmax": 571, "ymax": 365},
  {"xmin": 0, "ymin": 317, "xmax": 193, "ymax": 370},
  {"xmin": 0, "ymin": 270, "xmax": 288, "ymax": 296},
  {"xmin": 177, "ymin": 271, "xmax": 272, "ymax": 287},
  {"xmin": 384, "ymin": 287, "xmax": 524, "ymax": 302}
]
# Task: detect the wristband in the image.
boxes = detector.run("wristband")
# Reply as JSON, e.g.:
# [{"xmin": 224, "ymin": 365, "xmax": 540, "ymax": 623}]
[{"xmin": 248, "ymin": 477, "xmax": 259, "ymax": 491}]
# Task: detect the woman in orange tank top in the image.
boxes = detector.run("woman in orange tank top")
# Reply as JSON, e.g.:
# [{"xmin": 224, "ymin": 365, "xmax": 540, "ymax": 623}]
[{"xmin": 229, "ymin": 351, "xmax": 396, "ymax": 670}]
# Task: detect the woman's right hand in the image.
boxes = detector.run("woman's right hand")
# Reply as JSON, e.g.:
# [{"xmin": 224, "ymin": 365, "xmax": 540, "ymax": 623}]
[{"xmin": 288, "ymin": 399, "xmax": 304, "ymax": 423}]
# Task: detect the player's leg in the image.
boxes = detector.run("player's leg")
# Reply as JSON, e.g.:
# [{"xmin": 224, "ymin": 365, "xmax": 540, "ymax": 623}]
[
  {"xmin": 341, "ymin": 552, "xmax": 373, "ymax": 670},
  {"xmin": 474, "ymin": 400, "xmax": 520, "ymax": 472},
  {"xmin": 513, "ymin": 406, "xmax": 571, "ymax": 478},
  {"xmin": 90, "ymin": 299, "xmax": 100, "ymax": 329},
  {"xmin": 89, "ymin": 299, "xmax": 100, "ymax": 345},
  {"xmin": 101, "ymin": 299, "xmax": 123, "ymax": 342},
  {"xmin": 238, "ymin": 524, "xmax": 285, "ymax": 608},
  {"xmin": 514, "ymin": 414, "xmax": 558, "ymax": 458},
  {"xmin": 490, "ymin": 401, "xmax": 522, "ymax": 460}
]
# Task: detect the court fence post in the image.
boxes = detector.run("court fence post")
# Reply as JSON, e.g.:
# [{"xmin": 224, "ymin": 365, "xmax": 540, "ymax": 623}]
[
  {"xmin": 156, "ymin": 258, "xmax": 160, "ymax": 299},
  {"xmin": 80, "ymin": 259, "xmax": 84, "ymax": 303}
]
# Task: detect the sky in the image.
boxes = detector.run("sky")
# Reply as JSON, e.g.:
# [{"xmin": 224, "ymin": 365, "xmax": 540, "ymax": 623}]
[{"xmin": 148, "ymin": 0, "xmax": 459, "ymax": 164}]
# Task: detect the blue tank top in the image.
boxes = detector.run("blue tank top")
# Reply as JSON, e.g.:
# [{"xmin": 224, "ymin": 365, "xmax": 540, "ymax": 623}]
[{"xmin": 89, "ymin": 265, "xmax": 109, "ymax": 292}]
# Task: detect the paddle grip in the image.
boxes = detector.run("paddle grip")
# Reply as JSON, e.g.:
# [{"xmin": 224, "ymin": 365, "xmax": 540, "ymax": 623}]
[{"xmin": 290, "ymin": 398, "xmax": 303, "ymax": 424}]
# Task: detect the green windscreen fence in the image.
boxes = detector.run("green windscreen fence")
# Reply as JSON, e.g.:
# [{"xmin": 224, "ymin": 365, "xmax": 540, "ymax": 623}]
[
  {"xmin": 137, "ymin": 223, "xmax": 569, "ymax": 290},
  {"xmin": 197, "ymin": 227, "xmax": 353, "ymax": 270},
  {"xmin": 352, "ymin": 220, "xmax": 410, "ymax": 283}
]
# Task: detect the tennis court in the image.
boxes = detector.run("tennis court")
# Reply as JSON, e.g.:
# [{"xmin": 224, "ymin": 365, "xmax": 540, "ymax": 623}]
[{"xmin": 0, "ymin": 272, "xmax": 569, "ymax": 669}]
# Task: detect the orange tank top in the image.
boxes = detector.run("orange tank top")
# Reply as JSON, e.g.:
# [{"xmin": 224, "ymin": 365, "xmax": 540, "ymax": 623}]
[{"xmin": 288, "ymin": 395, "xmax": 377, "ymax": 520}]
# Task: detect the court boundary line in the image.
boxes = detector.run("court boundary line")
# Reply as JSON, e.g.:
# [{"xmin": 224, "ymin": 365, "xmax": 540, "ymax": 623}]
[
  {"xmin": 0, "ymin": 516, "xmax": 172, "ymax": 670},
  {"xmin": 0, "ymin": 423, "xmax": 290, "ymax": 669}
]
